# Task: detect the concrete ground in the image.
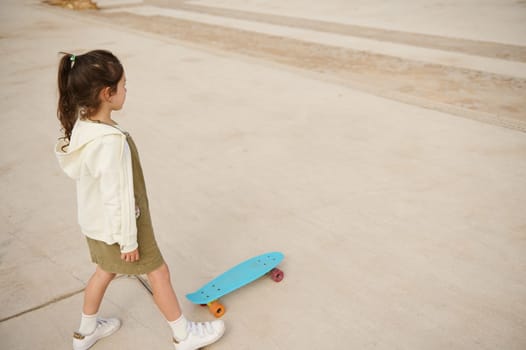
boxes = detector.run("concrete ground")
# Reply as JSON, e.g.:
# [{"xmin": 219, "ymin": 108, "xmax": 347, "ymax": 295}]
[{"xmin": 1, "ymin": 0, "xmax": 525, "ymax": 349}]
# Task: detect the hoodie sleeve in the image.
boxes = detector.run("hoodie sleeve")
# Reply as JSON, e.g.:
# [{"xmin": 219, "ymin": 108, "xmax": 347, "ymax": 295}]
[{"xmin": 87, "ymin": 134, "xmax": 138, "ymax": 253}]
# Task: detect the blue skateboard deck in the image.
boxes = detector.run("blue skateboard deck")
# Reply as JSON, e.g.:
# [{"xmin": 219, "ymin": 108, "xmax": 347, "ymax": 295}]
[{"xmin": 186, "ymin": 252, "xmax": 284, "ymax": 317}]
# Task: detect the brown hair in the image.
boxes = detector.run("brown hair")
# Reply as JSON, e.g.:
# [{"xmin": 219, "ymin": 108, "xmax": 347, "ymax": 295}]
[{"xmin": 57, "ymin": 49, "xmax": 124, "ymax": 143}]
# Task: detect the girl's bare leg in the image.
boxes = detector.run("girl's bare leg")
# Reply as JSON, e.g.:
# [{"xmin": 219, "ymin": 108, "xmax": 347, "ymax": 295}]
[
  {"xmin": 83, "ymin": 266, "xmax": 116, "ymax": 315},
  {"xmin": 147, "ymin": 263, "xmax": 182, "ymax": 321}
]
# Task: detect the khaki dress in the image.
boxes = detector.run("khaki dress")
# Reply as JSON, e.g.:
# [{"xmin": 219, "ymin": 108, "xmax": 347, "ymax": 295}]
[{"xmin": 86, "ymin": 131, "xmax": 164, "ymax": 275}]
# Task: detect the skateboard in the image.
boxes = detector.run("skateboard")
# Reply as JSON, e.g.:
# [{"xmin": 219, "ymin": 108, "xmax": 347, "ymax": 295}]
[{"xmin": 186, "ymin": 252, "xmax": 285, "ymax": 317}]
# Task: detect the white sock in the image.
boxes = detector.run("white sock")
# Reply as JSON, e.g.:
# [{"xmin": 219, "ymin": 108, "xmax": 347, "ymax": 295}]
[
  {"xmin": 78, "ymin": 312, "xmax": 98, "ymax": 335},
  {"xmin": 168, "ymin": 314, "xmax": 188, "ymax": 341}
]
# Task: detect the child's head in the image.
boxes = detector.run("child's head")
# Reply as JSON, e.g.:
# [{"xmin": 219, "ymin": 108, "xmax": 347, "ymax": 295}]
[{"xmin": 57, "ymin": 49, "xmax": 124, "ymax": 141}]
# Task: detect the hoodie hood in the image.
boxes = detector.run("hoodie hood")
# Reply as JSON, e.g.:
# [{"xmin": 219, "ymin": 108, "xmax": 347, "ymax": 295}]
[{"xmin": 55, "ymin": 120, "xmax": 123, "ymax": 180}]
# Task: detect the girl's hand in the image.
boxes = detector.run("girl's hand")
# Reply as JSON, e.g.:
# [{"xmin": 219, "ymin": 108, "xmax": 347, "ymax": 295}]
[{"xmin": 121, "ymin": 249, "xmax": 140, "ymax": 263}]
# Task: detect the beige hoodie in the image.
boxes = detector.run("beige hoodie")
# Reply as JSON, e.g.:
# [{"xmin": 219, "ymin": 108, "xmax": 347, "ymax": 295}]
[{"xmin": 55, "ymin": 119, "xmax": 138, "ymax": 253}]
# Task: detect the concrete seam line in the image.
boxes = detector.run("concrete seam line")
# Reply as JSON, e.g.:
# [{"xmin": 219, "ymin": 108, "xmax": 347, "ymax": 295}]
[
  {"xmin": 0, "ymin": 275, "xmax": 131, "ymax": 323},
  {"xmin": 0, "ymin": 287, "xmax": 86, "ymax": 323},
  {"xmin": 135, "ymin": 275, "xmax": 153, "ymax": 295}
]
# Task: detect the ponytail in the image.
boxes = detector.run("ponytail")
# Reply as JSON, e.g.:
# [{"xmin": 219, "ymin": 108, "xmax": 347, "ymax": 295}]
[{"xmin": 57, "ymin": 53, "xmax": 76, "ymax": 144}]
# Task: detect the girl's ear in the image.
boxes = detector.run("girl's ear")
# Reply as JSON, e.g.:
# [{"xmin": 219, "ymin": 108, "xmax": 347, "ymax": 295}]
[{"xmin": 99, "ymin": 86, "xmax": 112, "ymax": 102}]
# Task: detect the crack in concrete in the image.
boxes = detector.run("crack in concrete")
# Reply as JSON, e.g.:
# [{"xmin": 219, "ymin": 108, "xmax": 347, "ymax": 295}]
[
  {"xmin": 135, "ymin": 275, "xmax": 153, "ymax": 295},
  {"xmin": 0, "ymin": 287, "xmax": 85, "ymax": 323},
  {"xmin": 0, "ymin": 276, "xmax": 134, "ymax": 323}
]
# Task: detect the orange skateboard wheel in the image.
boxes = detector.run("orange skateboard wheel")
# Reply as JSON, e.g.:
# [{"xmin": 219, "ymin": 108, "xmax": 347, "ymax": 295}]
[
  {"xmin": 270, "ymin": 268, "xmax": 284, "ymax": 282},
  {"xmin": 208, "ymin": 300, "xmax": 226, "ymax": 318}
]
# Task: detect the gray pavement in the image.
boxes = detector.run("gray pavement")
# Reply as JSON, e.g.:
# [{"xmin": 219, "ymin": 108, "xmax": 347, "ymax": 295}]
[{"xmin": 1, "ymin": 1, "xmax": 526, "ymax": 349}]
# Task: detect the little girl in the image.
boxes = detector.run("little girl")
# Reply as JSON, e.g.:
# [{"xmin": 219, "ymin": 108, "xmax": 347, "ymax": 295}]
[{"xmin": 54, "ymin": 50, "xmax": 225, "ymax": 350}]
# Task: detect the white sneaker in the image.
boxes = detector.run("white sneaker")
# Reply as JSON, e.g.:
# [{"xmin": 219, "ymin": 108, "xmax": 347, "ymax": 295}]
[
  {"xmin": 72, "ymin": 317, "xmax": 121, "ymax": 350},
  {"xmin": 173, "ymin": 320, "xmax": 225, "ymax": 350}
]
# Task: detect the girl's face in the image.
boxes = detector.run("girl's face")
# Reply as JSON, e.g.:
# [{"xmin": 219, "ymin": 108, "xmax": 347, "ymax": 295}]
[{"xmin": 110, "ymin": 73, "xmax": 127, "ymax": 110}]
